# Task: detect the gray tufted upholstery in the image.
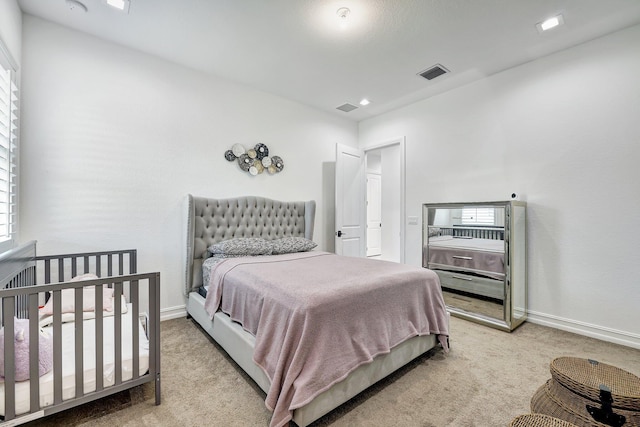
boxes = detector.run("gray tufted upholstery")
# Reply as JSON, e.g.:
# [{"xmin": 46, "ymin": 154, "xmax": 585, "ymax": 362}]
[{"xmin": 184, "ymin": 195, "xmax": 316, "ymax": 295}]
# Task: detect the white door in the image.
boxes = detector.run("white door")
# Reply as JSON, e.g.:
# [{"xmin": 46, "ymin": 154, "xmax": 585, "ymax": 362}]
[
  {"xmin": 335, "ymin": 144, "xmax": 365, "ymax": 257},
  {"xmin": 366, "ymin": 173, "xmax": 382, "ymax": 257}
]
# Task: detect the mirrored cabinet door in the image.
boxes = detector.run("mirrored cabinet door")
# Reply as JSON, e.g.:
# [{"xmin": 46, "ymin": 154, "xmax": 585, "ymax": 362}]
[{"xmin": 423, "ymin": 201, "xmax": 526, "ymax": 331}]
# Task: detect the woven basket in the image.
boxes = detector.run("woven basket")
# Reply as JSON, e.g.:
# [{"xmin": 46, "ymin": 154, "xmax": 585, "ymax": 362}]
[
  {"xmin": 531, "ymin": 379, "xmax": 640, "ymax": 427},
  {"xmin": 550, "ymin": 357, "xmax": 640, "ymax": 411},
  {"xmin": 510, "ymin": 413, "xmax": 580, "ymax": 427}
]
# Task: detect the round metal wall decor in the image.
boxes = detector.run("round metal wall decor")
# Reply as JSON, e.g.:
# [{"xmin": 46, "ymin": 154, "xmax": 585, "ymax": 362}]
[
  {"xmin": 272, "ymin": 156, "xmax": 284, "ymax": 172},
  {"xmin": 223, "ymin": 143, "xmax": 285, "ymax": 176},
  {"xmin": 254, "ymin": 143, "xmax": 269, "ymax": 160},
  {"xmin": 253, "ymin": 160, "xmax": 265, "ymax": 174},
  {"xmin": 224, "ymin": 150, "xmax": 236, "ymax": 162},
  {"xmin": 237, "ymin": 153, "xmax": 252, "ymax": 171},
  {"xmin": 231, "ymin": 143, "xmax": 245, "ymax": 157}
]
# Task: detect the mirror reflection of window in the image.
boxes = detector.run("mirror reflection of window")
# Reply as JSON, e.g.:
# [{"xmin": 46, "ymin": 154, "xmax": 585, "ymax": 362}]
[{"xmin": 461, "ymin": 207, "xmax": 495, "ymax": 225}]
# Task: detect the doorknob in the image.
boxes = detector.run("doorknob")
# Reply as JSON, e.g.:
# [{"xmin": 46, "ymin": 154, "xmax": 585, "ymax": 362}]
[{"xmin": 336, "ymin": 230, "xmax": 344, "ymax": 237}]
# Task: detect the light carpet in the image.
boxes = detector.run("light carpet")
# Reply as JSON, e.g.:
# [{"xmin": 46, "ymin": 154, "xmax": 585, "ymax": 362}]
[{"xmin": 23, "ymin": 316, "xmax": 640, "ymax": 426}]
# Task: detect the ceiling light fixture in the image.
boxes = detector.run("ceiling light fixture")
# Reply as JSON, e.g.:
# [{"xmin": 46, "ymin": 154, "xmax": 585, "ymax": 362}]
[
  {"xmin": 359, "ymin": 99, "xmax": 370, "ymax": 106},
  {"xmin": 336, "ymin": 7, "xmax": 350, "ymax": 20},
  {"xmin": 66, "ymin": 0, "xmax": 88, "ymax": 13},
  {"xmin": 104, "ymin": 0, "xmax": 131, "ymax": 13},
  {"xmin": 536, "ymin": 14, "xmax": 564, "ymax": 33}
]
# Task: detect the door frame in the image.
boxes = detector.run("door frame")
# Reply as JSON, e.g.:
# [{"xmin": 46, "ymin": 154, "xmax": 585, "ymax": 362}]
[{"xmin": 363, "ymin": 137, "xmax": 406, "ymax": 263}]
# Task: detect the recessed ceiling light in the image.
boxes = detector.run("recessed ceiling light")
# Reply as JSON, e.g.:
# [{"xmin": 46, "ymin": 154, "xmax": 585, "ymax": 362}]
[
  {"xmin": 359, "ymin": 99, "xmax": 370, "ymax": 106},
  {"xmin": 536, "ymin": 14, "xmax": 564, "ymax": 33},
  {"xmin": 104, "ymin": 0, "xmax": 130, "ymax": 13}
]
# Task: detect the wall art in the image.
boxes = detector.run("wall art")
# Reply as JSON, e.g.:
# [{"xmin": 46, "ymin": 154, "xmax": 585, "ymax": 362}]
[{"xmin": 224, "ymin": 143, "xmax": 285, "ymax": 176}]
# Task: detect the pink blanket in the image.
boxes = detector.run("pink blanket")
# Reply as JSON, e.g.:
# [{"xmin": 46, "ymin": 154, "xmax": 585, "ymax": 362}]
[{"xmin": 204, "ymin": 251, "xmax": 449, "ymax": 427}]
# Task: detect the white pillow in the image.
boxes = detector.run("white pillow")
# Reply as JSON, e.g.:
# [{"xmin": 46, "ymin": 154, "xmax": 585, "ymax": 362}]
[{"xmin": 39, "ymin": 295, "xmax": 128, "ymax": 327}]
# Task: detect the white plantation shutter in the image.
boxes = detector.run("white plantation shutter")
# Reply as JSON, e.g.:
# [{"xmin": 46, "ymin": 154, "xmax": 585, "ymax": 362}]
[
  {"xmin": 0, "ymin": 41, "xmax": 18, "ymax": 251},
  {"xmin": 461, "ymin": 207, "xmax": 495, "ymax": 225}
]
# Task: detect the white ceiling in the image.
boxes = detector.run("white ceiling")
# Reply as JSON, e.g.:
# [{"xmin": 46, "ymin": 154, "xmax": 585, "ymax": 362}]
[{"xmin": 17, "ymin": 0, "xmax": 640, "ymax": 122}]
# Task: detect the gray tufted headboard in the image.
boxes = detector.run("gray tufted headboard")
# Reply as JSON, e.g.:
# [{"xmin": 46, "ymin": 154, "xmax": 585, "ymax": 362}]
[{"xmin": 184, "ymin": 194, "xmax": 316, "ymax": 296}]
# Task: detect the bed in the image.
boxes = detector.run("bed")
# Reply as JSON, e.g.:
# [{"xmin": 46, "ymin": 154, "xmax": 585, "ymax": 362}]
[
  {"xmin": 427, "ymin": 235, "xmax": 505, "ymax": 280},
  {"xmin": 185, "ymin": 194, "xmax": 449, "ymax": 427},
  {"xmin": 424, "ymin": 226, "xmax": 505, "ymax": 300},
  {"xmin": 0, "ymin": 242, "xmax": 161, "ymax": 425}
]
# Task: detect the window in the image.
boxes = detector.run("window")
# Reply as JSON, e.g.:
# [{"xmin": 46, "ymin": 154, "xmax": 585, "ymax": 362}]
[
  {"xmin": 461, "ymin": 207, "xmax": 495, "ymax": 226},
  {"xmin": 0, "ymin": 39, "xmax": 18, "ymax": 252}
]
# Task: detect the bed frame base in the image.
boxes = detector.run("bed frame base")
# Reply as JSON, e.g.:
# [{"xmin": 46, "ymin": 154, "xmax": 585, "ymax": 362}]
[{"xmin": 187, "ymin": 292, "xmax": 443, "ymax": 426}]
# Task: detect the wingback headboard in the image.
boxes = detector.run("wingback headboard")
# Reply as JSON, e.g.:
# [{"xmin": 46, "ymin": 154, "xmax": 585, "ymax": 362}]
[{"xmin": 184, "ymin": 194, "xmax": 316, "ymax": 295}]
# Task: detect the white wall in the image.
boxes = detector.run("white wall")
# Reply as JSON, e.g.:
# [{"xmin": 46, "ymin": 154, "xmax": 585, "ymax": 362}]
[
  {"xmin": 20, "ymin": 16, "xmax": 358, "ymax": 318},
  {"xmin": 359, "ymin": 25, "xmax": 640, "ymax": 347}
]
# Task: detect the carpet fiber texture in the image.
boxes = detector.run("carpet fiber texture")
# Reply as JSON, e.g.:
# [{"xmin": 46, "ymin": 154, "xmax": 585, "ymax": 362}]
[{"xmin": 22, "ymin": 316, "xmax": 640, "ymax": 426}]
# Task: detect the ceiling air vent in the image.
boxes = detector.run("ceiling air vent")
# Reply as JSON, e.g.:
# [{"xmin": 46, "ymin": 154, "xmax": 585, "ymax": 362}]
[
  {"xmin": 336, "ymin": 103, "xmax": 358, "ymax": 113},
  {"xmin": 418, "ymin": 64, "xmax": 449, "ymax": 81}
]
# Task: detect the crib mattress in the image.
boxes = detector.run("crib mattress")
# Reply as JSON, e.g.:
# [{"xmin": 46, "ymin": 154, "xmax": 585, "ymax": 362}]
[{"xmin": 0, "ymin": 304, "xmax": 150, "ymax": 416}]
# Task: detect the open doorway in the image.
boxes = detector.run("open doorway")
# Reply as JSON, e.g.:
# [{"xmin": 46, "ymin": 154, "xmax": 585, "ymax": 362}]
[
  {"xmin": 364, "ymin": 140, "xmax": 403, "ymax": 263},
  {"xmin": 366, "ymin": 151, "xmax": 382, "ymax": 258}
]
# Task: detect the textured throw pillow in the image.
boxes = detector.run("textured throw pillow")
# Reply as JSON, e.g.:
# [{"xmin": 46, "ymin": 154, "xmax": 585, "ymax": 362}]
[
  {"xmin": 208, "ymin": 237, "xmax": 273, "ymax": 256},
  {"xmin": 0, "ymin": 318, "xmax": 54, "ymax": 381},
  {"xmin": 271, "ymin": 237, "xmax": 317, "ymax": 254}
]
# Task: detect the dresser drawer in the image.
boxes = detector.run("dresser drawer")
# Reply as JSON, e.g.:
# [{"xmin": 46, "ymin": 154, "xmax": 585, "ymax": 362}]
[
  {"xmin": 427, "ymin": 246, "xmax": 505, "ymax": 280},
  {"xmin": 434, "ymin": 269, "xmax": 504, "ymax": 301}
]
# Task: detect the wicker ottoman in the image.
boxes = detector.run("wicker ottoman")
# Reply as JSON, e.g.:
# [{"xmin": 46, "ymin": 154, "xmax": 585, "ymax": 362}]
[
  {"xmin": 531, "ymin": 357, "xmax": 640, "ymax": 427},
  {"xmin": 511, "ymin": 413, "xmax": 580, "ymax": 427}
]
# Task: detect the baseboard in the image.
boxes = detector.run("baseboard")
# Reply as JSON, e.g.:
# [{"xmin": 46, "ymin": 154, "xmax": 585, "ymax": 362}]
[
  {"xmin": 527, "ymin": 310, "xmax": 640, "ymax": 350},
  {"xmin": 159, "ymin": 304, "xmax": 640, "ymax": 349},
  {"xmin": 161, "ymin": 304, "xmax": 187, "ymax": 321}
]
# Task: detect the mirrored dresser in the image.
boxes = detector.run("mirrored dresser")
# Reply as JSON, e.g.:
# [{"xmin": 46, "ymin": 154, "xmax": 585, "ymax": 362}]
[{"xmin": 423, "ymin": 201, "xmax": 526, "ymax": 331}]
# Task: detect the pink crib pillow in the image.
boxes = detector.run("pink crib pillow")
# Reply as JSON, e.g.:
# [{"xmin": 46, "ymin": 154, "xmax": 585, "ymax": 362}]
[{"xmin": 40, "ymin": 273, "xmax": 114, "ymax": 315}]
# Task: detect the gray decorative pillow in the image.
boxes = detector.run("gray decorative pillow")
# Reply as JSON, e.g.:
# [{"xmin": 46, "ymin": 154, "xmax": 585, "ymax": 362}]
[
  {"xmin": 271, "ymin": 237, "xmax": 317, "ymax": 255},
  {"xmin": 208, "ymin": 238, "xmax": 273, "ymax": 256}
]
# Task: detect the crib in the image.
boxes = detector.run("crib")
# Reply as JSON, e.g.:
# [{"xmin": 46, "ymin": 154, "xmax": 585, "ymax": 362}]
[
  {"xmin": 0, "ymin": 241, "xmax": 161, "ymax": 425},
  {"xmin": 433, "ymin": 225, "xmax": 505, "ymax": 240}
]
